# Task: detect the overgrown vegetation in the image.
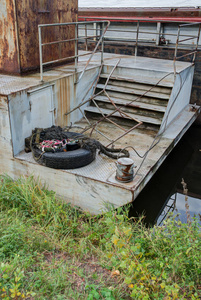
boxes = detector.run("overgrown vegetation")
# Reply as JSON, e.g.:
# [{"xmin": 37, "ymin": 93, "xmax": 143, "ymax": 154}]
[{"xmin": 0, "ymin": 175, "xmax": 200, "ymax": 299}]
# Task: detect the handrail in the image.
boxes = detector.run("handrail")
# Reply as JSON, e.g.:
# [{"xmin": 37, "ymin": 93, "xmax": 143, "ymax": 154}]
[
  {"xmin": 77, "ymin": 21, "xmax": 110, "ymax": 83},
  {"xmin": 79, "ymin": 16, "xmax": 201, "ymax": 77},
  {"xmin": 38, "ymin": 19, "xmax": 201, "ymax": 82},
  {"xmin": 38, "ymin": 20, "xmax": 110, "ymax": 82},
  {"xmin": 174, "ymin": 23, "xmax": 201, "ymax": 76}
]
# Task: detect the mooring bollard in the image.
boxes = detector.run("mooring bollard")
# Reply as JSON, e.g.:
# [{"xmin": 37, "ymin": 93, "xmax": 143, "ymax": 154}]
[{"xmin": 116, "ymin": 157, "xmax": 135, "ymax": 183}]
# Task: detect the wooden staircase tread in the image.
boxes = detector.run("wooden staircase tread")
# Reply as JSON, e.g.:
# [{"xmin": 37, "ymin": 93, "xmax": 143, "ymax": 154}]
[
  {"xmin": 100, "ymin": 74, "xmax": 174, "ymax": 88},
  {"xmin": 96, "ymin": 84, "xmax": 170, "ymax": 100},
  {"xmin": 94, "ymin": 95, "xmax": 167, "ymax": 113},
  {"xmin": 85, "ymin": 106, "xmax": 162, "ymax": 125}
]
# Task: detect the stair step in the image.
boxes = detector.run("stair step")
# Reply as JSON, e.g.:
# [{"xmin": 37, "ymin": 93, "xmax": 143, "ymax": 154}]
[
  {"xmin": 94, "ymin": 95, "xmax": 166, "ymax": 113},
  {"xmin": 102, "ymin": 61, "xmax": 174, "ymax": 87},
  {"xmin": 96, "ymin": 84, "xmax": 170, "ymax": 100},
  {"xmin": 85, "ymin": 106, "xmax": 162, "ymax": 125},
  {"xmin": 93, "ymin": 101, "xmax": 163, "ymax": 120},
  {"xmin": 103, "ymin": 90, "xmax": 168, "ymax": 106},
  {"xmin": 100, "ymin": 77, "xmax": 172, "ymax": 95},
  {"xmin": 101, "ymin": 71, "xmax": 174, "ymax": 88}
]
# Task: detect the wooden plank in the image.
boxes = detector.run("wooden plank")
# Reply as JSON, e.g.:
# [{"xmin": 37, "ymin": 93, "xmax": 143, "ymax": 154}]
[
  {"xmin": 100, "ymin": 74, "xmax": 174, "ymax": 88},
  {"xmin": 94, "ymin": 95, "xmax": 167, "ymax": 112},
  {"xmin": 96, "ymin": 84, "xmax": 170, "ymax": 100},
  {"xmin": 85, "ymin": 106, "xmax": 162, "ymax": 125}
]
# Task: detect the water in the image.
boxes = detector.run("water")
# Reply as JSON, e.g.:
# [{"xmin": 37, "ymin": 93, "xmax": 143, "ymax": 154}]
[{"xmin": 129, "ymin": 125, "xmax": 201, "ymax": 226}]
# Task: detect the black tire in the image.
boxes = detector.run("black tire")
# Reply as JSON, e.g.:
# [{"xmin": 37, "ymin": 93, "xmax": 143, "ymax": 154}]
[
  {"xmin": 31, "ymin": 130, "xmax": 96, "ymax": 169},
  {"xmin": 32, "ymin": 147, "xmax": 96, "ymax": 169}
]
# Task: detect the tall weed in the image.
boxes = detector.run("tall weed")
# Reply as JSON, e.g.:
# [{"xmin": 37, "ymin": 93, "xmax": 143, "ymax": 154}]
[{"xmin": 0, "ymin": 175, "xmax": 200, "ymax": 299}]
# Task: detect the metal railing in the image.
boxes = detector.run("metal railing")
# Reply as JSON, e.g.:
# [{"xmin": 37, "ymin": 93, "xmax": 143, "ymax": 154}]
[
  {"xmin": 174, "ymin": 22, "xmax": 201, "ymax": 75},
  {"xmin": 38, "ymin": 20, "xmax": 110, "ymax": 82},
  {"xmin": 38, "ymin": 19, "xmax": 201, "ymax": 82},
  {"xmin": 78, "ymin": 17, "xmax": 201, "ymax": 75}
]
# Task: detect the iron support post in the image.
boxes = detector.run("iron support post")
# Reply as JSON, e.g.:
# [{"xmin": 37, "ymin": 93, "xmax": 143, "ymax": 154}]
[
  {"xmin": 38, "ymin": 26, "xmax": 43, "ymax": 82},
  {"xmin": 135, "ymin": 21, "xmax": 139, "ymax": 57},
  {"xmin": 75, "ymin": 23, "xmax": 78, "ymax": 74}
]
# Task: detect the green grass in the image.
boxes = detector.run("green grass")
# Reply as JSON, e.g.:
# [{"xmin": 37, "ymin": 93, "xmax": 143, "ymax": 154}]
[{"xmin": 0, "ymin": 175, "xmax": 200, "ymax": 299}]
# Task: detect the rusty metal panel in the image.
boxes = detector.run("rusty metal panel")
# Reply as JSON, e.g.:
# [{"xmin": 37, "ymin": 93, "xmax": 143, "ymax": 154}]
[
  {"xmin": 16, "ymin": 0, "xmax": 78, "ymax": 73},
  {"xmin": 0, "ymin": 0, "xmax": 20, "ymax": 73},
  {"xmin": 15, "ymin": 0, "xmax": 78, "ymax": 73},
  {"xmin": 0, "ymin": 0, "xmax": 78, "ymax": 74},
  {"xmin": 78, "ymin": 7, "xmax": 201, "ymax": 19}
]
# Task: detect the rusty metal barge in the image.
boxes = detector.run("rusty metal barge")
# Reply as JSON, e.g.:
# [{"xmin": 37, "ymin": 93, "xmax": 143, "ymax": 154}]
[{"xmin": 0, "ymin": 3, "xmax": 200, "ymax": 214}]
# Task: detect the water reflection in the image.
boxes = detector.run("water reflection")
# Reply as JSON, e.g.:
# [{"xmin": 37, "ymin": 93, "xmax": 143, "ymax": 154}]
[
  {"xmin": 129, "ymin": 125, "xmax": 201, "ymax": 226},
  {"xmin": 157, "ymin": 193, "xmax": 201, "ymax": 226}
]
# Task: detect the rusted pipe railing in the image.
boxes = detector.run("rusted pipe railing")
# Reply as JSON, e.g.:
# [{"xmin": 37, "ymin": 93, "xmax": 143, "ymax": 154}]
[
  {"xmin": 38, "ymin": 20, "xmax": 110, "ymax": 82},
  {"xmin": 173, "ymin": 22, "xmax": 201, "ymax": 76},
  {"xmin": 77, "ymin": 21, "xmax": 110, "ymax": 83},
  {"xmin": 75, "ymin": 23, "xmax": 78, "ymax": 74},
  {"xmin": 79, "ymin": 17, "xmax": 201, "ymax": 75}
]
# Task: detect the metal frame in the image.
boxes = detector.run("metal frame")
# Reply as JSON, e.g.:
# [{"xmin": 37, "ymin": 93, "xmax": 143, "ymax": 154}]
[
  {"xmin": 38, "ymin": 18, "xmax": 201, "ymax": 151},
  {"xmin": 157, "ymin": 193, "xmax": 177, "ymax": 226},
  {"xmin": 38, "ymin": 20, "xmax": 110, "ymax": 82},
  {"xmin": 174, "ymin": 23, "xmax": 201, "ymax": 75},
  {"xmin": 39, "ymin": 19, "xmax": 201, "ymax": 82},
  {"xmin": 78, "ymin": 17, "xmax": 201, "ymax": 75},
  {"xmin": 64, "ymin": 59, "xmax": 175, "ymax": 148}
]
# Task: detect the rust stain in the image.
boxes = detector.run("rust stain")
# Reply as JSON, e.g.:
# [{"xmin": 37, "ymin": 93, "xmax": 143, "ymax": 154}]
[
  {"xmin": 16, "ymin": 0, "xmax": 77, "ymax": 72},
  {"xmin": 0, "ymin": 96, "xmax": 9, "ymax": 111},
  {"xmin": 0, "ymin": 0, "xmax": 78, "ymax": 74},
  {"xmin": 56, "ymin": 76, "xmax": 72, "ymax": 127},
  {"xmin": 79, "ymin": 7, "xmax": 201, "ymax": 19},
  {"xmin": 0, "ymin": 0, "xmax": 20, "ymax": 73}
]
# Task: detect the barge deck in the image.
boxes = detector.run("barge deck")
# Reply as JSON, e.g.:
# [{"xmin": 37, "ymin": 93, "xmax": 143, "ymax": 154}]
[{"xmin": 0, "ymin": 52, "xmax": 200, "ymax": 214}]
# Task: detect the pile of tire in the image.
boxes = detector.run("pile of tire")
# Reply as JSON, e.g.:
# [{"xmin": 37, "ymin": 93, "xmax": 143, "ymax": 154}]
[{"xmin": 31, "ymin": 126, "xmax": 96, "ymax": 169}]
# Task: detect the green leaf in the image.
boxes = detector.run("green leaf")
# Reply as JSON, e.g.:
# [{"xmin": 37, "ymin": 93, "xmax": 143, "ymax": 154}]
[{"xmin": 124, "ymin": 277, "xmax": 132, "ymax": 284}]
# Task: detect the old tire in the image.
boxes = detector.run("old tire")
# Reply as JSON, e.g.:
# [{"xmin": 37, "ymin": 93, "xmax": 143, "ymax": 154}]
[{"xmin": 32, "ymin": 147, "xmax": 95, "ymax": 169}]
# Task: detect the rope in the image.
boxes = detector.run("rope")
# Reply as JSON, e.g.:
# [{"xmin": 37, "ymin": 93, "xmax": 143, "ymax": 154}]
[
  {"xmin": 78, "ymin": 137, "xmax": 129, "ymax": 159},
  {"xmin": 30, "ymin": 127, "xmax": 129, "ymax": 161}
]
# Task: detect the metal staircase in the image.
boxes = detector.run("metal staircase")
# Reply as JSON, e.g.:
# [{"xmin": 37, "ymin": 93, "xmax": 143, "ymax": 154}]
[{"xmin": 84, "ymin": 68, "xmax": 173, "ymax": 127}]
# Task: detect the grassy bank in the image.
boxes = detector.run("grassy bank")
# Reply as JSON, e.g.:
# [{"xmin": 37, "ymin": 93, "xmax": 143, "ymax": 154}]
[{"xmin": 0, "ymin": 175, "xmax": 200, "ymax": 299}]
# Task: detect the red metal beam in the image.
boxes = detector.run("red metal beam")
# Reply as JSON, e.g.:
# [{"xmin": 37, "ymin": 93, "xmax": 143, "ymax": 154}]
[{"xmin": 79, "ymin": 16, "xmax": 201, "ymax": 23}]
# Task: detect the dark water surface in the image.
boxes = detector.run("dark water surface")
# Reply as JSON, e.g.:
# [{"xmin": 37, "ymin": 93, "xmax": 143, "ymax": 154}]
[{"xmin": 129, "ymin": 125, "xmax": 201, "ymax": 226}]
